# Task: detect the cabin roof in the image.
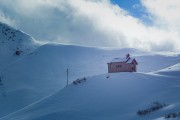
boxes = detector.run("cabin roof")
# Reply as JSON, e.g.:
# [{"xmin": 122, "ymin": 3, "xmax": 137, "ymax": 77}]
[
  {"xmin": 109, "ymin": 56, "xmax": 138, "ymax": 65},
  {"xmin": 126, "ymin": 58, "xmax": 134, "ymax": 63},
  {"xmin": 111, "ymin": 58, "xmax": 127, "ymax": 62}
]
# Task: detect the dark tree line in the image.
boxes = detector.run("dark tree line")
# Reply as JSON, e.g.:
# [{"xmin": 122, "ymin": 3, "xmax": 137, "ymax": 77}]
[
  {"xmin": 73, "ymin": 77, "xmax": 86, "ymax": 84},
  {"xmin": 0, "ymin": 77, "xmax": 6, "ymax": 97},
  {"xmin": 164, "ymin": 112, "xmax": 180, "ymax": 119},
  {"xmin": 137, "ymin": 102, "xmax": 167, "ymax": 116}
]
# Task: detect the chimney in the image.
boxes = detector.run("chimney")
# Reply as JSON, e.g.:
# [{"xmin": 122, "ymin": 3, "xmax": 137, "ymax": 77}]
[{"xmin": 126, "ymin": 53, "xmax": 130, "ymax": 59}]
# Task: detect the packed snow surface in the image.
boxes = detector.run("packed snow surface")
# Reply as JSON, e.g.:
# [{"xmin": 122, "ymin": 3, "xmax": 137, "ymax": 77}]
[{"xmin": 0, "ymin": 22, "xmax": 180, "ymax": 120}]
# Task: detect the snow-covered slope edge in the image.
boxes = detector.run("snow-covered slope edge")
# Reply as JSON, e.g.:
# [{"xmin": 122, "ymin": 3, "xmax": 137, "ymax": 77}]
[
  {"xmin": 1, "ymin": 64, "xmax": 180, "ymax": 120},
  {"xmin": 151, "ymin": 63, "xmax": 180, "ymax": 76}
]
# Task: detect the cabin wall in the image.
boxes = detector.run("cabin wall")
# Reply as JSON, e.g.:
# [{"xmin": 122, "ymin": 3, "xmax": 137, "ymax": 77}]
[{"xmin": 108, "ymin": 62, "xmax": 136, "ymax": 73}]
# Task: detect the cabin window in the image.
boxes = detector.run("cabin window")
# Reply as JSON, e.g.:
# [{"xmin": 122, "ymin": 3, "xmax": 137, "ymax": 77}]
[
  {"xmin": 111, "ymin": 65, "xmax": 116, "ymax": 68},
  {"xmin": 116, "ymin": 65, "xmax": 122, "ymax": 68}
]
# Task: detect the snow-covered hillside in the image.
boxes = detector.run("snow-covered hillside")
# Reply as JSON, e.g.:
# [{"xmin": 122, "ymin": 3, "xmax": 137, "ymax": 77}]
[
  {"xmin": 0, "ymin": 22, "xmax": 39, "ymax": 117},
  {"xmin": 0, "ymin": 23, "xmax": 179, "ymax": 120},
  {"xmin": 0, "ymin": 22, "xmax": 38, "ymax": 71},
  {"xmin": 1, "ymin": 64, "xmax": 180, "ymax": 120}
]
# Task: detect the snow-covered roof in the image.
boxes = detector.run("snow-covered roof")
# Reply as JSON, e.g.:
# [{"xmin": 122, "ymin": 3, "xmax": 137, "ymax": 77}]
[
  {"xmin": 126, "ymin": 58, "xmax": 135, "ymax": 63},
  {"xmin": 110, "ymin": 56, "xmax": 137, "ymax": 64},
  {"xmin": 110, "ymin": 58, "xmax": 127, "ymax": 62}
]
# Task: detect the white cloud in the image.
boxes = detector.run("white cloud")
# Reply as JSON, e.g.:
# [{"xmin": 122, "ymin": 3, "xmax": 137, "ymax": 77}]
[
  {"xmin": 0, "ymin": 0, "xmax": 179, "ymax": 52},
  {"xmin": 0, "ymin": 10, "xmax": 15, "ymax": 26},
  {"xmin": 141, "ymin": 0, "xmax": 180, "ymax": 51},
  {"xmin": 142, "ymin": 0, "xmax": 180, "ymax": 27}
]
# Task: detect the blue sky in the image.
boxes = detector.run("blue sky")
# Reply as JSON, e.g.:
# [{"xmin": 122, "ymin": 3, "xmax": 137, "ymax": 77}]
[
  {"xmin": 0, "ymin": 0, "xmax": 179, "ymax": 52},
  {"xmin": 111, "ymin": 0, "xmax": 142, "ymax": 17},
  {"xmin": 110, "ymin": 0, "xmax": 151, "ymax": 24}
]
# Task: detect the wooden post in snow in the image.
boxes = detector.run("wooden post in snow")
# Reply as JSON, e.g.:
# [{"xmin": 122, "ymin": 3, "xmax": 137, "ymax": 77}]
[{"xmin": 66, "ymin": 69, "xmax": 69, "ymax": 86}]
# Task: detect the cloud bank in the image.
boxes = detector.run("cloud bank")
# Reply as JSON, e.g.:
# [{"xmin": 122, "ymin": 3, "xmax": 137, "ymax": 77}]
[
  {"xmin": 0, "ymin": 0, "xmax": 179, "ymax": 52},
  {"xmin": 0, "ymin": 9, "xmax": 15, "ymax": 26}
]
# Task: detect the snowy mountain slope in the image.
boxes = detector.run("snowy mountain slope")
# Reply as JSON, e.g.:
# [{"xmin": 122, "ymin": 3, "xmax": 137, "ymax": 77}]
[
  {"xmin": 0, "ymin": 23, "xmax": 179, "ymax": 120},
  {"xmin": 0, "ymin": 22, "xmax": 38, "ymax": 71},
  {"xmin": 0, "ymin": 42, "xmax": 179, "ymax": 118},
  {"xmin": 151, "ymin": 63, "xmax": 180, "ymax": 76},
  {"xmin": 14, "ymin": 43, "xmax": 179, "ymax": 81},
  {"xmin": 1, "ymin": 64, "xmax": 179, "ymax": 120},
  {"xmin": 0, "ymin": 23, "xmax": 46, "ymax": 117},
  {"xmin": 0, "ymin": 23, "xmax": 40, "ymax": 117}
]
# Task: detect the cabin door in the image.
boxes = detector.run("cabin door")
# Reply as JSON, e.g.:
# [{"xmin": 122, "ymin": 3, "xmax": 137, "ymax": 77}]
[{"xmin": 132, "ymin": 67, "xmax": 135, "ymax": 72}]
